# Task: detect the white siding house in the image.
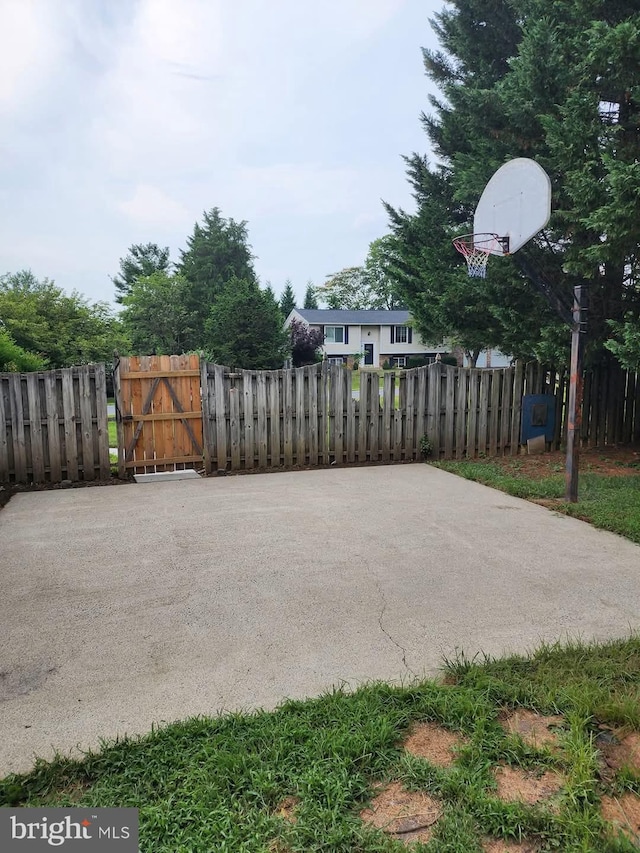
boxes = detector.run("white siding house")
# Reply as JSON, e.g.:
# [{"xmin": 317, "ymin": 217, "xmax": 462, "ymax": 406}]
[{"xmin": 285, "ymin": 309, "xmax": 449, "ymax": 368}]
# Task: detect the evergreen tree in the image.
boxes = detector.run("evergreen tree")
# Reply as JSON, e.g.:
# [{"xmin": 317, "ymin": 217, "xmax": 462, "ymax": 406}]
[
  {"xmin": 303, "ymin": 281, "xmax": 319, "ymax": 309},
  {"xmin": 387, "ymin": 0, "xmax": 640, "ymax": 366},
  {"xmin": 204, "ymin": 279, "xmax": 290, "ymax": 369},
  {"xmin": 112, "ymin": 243, "xmax": 171, "ymax": 303},
  {"xmin": 279, "ymin": 280, "xmax": 296, "ymax": 317},
  {"xmin": 178, "ymin": 208, "xmax": 257, "ymax": 349}
]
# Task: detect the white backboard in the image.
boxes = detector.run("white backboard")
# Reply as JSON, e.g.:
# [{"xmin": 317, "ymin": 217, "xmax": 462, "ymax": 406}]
[{"xmin": 474, "ymin": 158, "xmax": 552, "ymax": 254}]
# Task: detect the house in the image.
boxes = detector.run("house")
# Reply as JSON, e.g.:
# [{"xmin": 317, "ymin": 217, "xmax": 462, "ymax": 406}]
[{"xmin": 285, "ymin": 309, "xmax": 450, "ymax": 368}]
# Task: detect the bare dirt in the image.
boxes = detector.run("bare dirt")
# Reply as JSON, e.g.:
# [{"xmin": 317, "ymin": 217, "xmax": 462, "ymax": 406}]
[
  {"xmin": 482, "ymin": 839, "xmax": 542, "ymax": 853},
  {"xmin": 487, "ymin": 446, "xmax": 640, "ymax": 480},
  {"xmin": 597, "ymin": 730, "xmax": 640, "ymax": 778},
  {"xmin": 493, "ymin": 766, "xmax": 565, "ymax": 806},
  {"xmin": 360, "ymin": 781, "xmax": 442, "ymax": 845},
  {"xmin": 403, "ymin": 722, "xmax": 468, "ymax": 767},
  {"xmin": 601, "ymin": 792, "xmax": 640, "ymax": 843},
  {"xmin": 273, "ymin": 796, "xmax": 299, "ymax": 824},
  {"xmin": 499, "ymin": 709, "xmax": 565, "ymax": 750}
]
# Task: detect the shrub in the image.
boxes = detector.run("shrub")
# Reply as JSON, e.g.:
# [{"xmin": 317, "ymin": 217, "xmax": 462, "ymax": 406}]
[
  {"xmin": 289, "ymin": 318, "xmax": 324, "ymax": 367},
  {"xmin": 419, "ymin": 435, "xmax": 433, "ymax": 458}
]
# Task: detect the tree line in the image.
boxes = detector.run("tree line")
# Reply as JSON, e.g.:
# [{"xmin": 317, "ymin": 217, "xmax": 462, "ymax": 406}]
[
  {"xmin": 0, "ymin": 209, "xmax": 325, "ymax": 372},
  {"xmin": 0, "ymin": 206, "xmax": 400, "ymax": 372}
]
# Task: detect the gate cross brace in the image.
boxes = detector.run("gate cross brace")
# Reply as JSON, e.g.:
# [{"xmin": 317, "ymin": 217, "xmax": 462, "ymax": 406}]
[
  {"xmin": 162, "ymin": 376, "xmax": 203, "ymax": 456},
  {"xmin": 124, "ymin": 375, "xmax": 203, "ymax": 464}
]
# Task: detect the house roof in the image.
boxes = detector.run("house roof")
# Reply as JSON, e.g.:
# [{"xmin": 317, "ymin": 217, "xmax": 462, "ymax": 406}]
[{"xmin": 292, "ymin": 309, "xmax": 411, "ymax": 325}]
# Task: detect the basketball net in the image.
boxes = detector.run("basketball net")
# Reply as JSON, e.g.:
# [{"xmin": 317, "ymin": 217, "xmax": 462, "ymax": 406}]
[{"xmin": 452, "ymin": 233, "xmax": 503, "ymax": 279}]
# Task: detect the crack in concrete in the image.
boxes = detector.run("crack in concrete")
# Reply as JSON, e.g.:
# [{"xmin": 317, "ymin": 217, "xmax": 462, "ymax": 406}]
[{"xmin": 369, "ymin": 570, "xmax": 417, "ymax": 679}]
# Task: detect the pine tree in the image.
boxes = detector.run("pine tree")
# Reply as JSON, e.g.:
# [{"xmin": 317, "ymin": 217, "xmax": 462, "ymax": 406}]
[
  {"xmin": 388, "ymin": 0, "xmax": 640, "ymax": 365},
  {"xmin": 178, "ymin": 208, "xmax": 257, "ymax": 349},
  {"xmin": 204, "ymin": 279, "xmax": 290, "ymax": 369},
  {"xmin": 303, "ymin": 282, "xmax": 319, "ymax": 309},
  {"xmin": 112, "ymin": 243, "xmax": 171, "ymax": 303},
  {"xmin": 279, "ymin": 280, "xmax": 296, "ymax": 317}
]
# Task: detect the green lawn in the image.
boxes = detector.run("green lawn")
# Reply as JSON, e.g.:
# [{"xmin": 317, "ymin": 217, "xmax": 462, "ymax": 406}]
[
  {"xmin": 432, "ymin": 458, "xmax": 640, "ymax": 544},
  {"xmin": 2, "ymin": 637, "xmax": 640, "ymax": 851},
  {"xmin": 352, "ymin": 369, "xmax": 400, "ymax": 396},
  {"xmin": 107, "ymin": 418, "xmax": 117, "ymax": 447}
]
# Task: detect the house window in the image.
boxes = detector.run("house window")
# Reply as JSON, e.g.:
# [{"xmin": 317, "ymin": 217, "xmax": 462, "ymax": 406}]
[
  {"xmin": 391, "ymin": 325, "xmax": 411, "ymax": 344},
  {"xmin": 391, "ymin": 356, "xmax": 407, "ymax": 368},
  {"xmin": 325, "ymin": 326, "xmax": 345, "ymax": 343},
  {"xmin": 328, "ymin": 356, "xmax": 346, "ymax": 365}
]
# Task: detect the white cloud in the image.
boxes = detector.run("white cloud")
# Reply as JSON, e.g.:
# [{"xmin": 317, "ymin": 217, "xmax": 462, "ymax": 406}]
[
  {"xmin": 0, "ymin": 0, "xmax": 439, "ymax": 305},
  {"xmin": 91, "ymin": 0, "xmax": 229, "ymax": 178},
  {"xmin": 229, "ymin": 163, "xmax": 364, "ymax": 218},
  {"xmin": 0, "ymin": 0, "xmax": 64, "ymax": 112},
  {"xmin": 118, "ymin": 184, "xmax": 192, "ymax": 230}
]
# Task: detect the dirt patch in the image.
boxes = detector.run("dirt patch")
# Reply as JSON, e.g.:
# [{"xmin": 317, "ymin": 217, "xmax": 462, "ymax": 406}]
[
  {"xmin": 267, "ymin": 841, "xmax": 293, "ymax": 853},
  {"xmin": 273, "ymin": 796, "xmax": 300, "ymax": 823},
  {"xmin": 360, "ymin": 781, "xmax": 442, "ymax": 845},
  {"xmin": 482, "ymin": 839, "xmax": 542, "ymax": 853},
  {"xmin": 601, "ymin": 792, "xmax": 640, "ymax": 843},
  {"xmin": 403, "ymin": 722, "xmax": 468, "ymax": 767},
  {"xmin": 485, "ymin": 447, "xmax": 640, "ymax": 480},
  {"xmin": 493, "ymin": 766, "xmax": 565, "ymax": 806},
  {"xmin": 597, "ymin": 730, "xmax": 640, "ymax": 777},
  {"xmin": 499, "ymin": 709, "xmax": 565, "ymax": 750}
]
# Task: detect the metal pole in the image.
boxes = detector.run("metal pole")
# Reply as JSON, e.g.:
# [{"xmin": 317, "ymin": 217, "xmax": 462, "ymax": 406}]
[{"xmin": 565, "ymin": 285, "xmax": 588, "ymax": 502}]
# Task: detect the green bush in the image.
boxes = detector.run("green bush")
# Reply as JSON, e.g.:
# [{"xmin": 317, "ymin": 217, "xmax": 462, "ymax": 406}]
[
  {"xmin": 382, "ymin": 359, "xmax": 391, "ymax": 370},
  {"xmin": 408, "ymin": 356, "xmax": 429, "ymax": 368},
  {"xmin": 419, "ymin": 434, "xmax": 433, "ymax": 458}
]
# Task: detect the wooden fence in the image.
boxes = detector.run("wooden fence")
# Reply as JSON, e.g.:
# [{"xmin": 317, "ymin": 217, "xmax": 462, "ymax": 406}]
[
  {"xmin": 2, "ymin": 359, "xmax": 637, "ymax": 484},
  {"xmin": 202, "ymin": 361, "xmax": 523, "ymax": 472},
  {"xmin": 0, "ymin": 364, "xmax": 110, "ymax": 484},
  {"xmin": 202, "ymin": 361, "xmax": 640, "ymax": 473}
]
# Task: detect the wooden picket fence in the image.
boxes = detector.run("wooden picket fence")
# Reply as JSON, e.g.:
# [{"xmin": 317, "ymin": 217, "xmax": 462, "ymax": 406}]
[
  {"xmin": 1, "ymin": 359, "xmax": 638, "ymax": 484},
  {"xmin": 0, "ymin": 364, "xmax": 110, "ymax": 484},
  {"xmin": 201, "ymin": 362, "xmax": 534, "ymax": 472}
]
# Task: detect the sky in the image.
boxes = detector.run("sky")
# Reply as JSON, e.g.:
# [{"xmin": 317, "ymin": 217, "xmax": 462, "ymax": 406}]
[{"xmin": 0, "ymin": 0, "xmax": 442, "ymax": 308}]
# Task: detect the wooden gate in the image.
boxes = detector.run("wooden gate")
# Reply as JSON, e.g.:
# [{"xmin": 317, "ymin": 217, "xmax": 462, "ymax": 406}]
[{"xmin": 114, "ymin": 354, "xmax": 203, "ymax": 475}]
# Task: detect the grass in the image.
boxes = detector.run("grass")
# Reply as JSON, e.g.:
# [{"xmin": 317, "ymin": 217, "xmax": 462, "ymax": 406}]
[
  {"xmin": 107, "ymin": 398, "xmax": 118, "ymax": 467},
  {"xmin": 107, "ymin": 418, "xmax": 117, "ymax": 447},
  {"xmin": 432, "ymin": 459, "xmax": 640, "ymax": 544},
  {"xmin": 2, "ymin": 637, "xmax": 640, "ymax": 852}
]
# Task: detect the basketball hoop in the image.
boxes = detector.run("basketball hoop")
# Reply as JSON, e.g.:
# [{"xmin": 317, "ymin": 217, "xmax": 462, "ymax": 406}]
[{"xmin": 452, "ymin": 233, "xmax": 508, "ymax": 279}]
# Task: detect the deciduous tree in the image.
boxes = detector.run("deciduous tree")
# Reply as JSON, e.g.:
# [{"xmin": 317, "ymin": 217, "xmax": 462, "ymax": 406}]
[
  {"xmin": 120, "ymin": 272, "xmax": 192, "ymax": 355},
  {"xmin": 0, "ymin": 327, "xmax": 45, "ymax": 371},
  {"xmin": 0, "ymin": 270, "xmax": 127, "ymax": 368},
  {"xmin": 289, "ymin": 318, "xmax": 324, "ymax": 367}
]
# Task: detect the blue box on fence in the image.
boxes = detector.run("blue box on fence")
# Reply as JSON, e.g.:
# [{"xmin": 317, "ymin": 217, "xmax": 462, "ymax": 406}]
[{"xmin": 520, "ymin": 394, "xmax": 556, "ymax": 444}]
